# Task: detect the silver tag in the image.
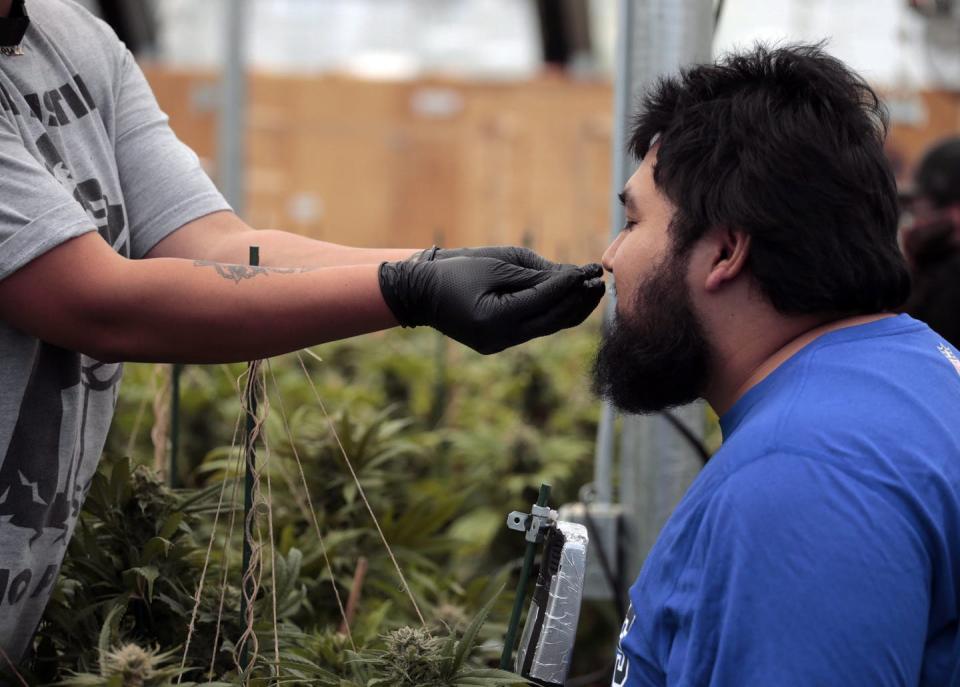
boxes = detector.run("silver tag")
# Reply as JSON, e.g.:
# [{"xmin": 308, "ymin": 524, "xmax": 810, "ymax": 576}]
[{"xmin": 0, "ymin": 45, "xmax": 24, "ymax": 57}]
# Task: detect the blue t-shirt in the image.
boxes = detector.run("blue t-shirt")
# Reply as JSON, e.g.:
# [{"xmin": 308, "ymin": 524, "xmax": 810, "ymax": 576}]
[{"xmin": 613, "ymin": 315, "xmax": 960, "ymax": 686}]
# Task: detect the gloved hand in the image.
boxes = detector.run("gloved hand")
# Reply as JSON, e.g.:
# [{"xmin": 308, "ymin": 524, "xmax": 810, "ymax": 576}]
[
  {"xmin": 412, "ymin": 245, "xmax": 562, "ymax": 271},
  {"xmin": 379, "ymin": 256, "xmax": 604, "ymax": 354}
]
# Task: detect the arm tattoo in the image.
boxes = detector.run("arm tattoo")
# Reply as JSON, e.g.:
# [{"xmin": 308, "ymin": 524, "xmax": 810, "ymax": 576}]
[{"xmin": 193, "ymin": 260, "xmax": 315, "ymax": 284}]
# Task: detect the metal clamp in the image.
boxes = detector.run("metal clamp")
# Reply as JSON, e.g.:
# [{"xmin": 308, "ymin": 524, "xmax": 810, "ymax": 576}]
[
  {"xmin": 501, "ymin": 483, "xmax": 554, "ymax": 670},
  {"xmin": 507, "ymin": 504, "xmax": 558, "ymax": 544}
]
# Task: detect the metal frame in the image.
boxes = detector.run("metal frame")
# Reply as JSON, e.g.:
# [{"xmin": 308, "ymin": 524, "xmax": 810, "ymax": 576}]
[{"xmin": 593, "ymin": 0, "xmax": 714, "ymax": 582}]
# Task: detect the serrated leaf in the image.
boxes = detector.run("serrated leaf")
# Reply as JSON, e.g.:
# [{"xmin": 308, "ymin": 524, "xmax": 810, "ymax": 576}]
[
  {"xmin": 141, "ymin": 536, "xmax": 171, "ymax": 563},
  {"xmin": 125, "ymin": 565, "xmax": 159, "ymax": 602},
  {"xmin": 158, "ymin": 511, "xmax": 184, "ymax": 539},
  {"xmin": 97, "ymin": 600, "xmax": 128, "ymax": 668},
  {"xmin": 453, "ymin": 583, "xmax": 505, "ymax": 674}
]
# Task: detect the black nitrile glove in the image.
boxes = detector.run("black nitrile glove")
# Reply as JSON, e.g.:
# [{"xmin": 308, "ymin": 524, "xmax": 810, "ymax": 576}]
[
  {"xmin": 412, "ymin": 245, "xmax": 563, "ymax": 271},
  {"xmin": 379, "ymin": 256, "xmax": 604, "ymax": 354}
]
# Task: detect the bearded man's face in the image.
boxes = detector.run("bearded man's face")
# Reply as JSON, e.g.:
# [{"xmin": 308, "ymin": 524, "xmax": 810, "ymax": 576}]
[{"xmin": 592, "ymin": 244, "xmax": 712, "ymax": 414}]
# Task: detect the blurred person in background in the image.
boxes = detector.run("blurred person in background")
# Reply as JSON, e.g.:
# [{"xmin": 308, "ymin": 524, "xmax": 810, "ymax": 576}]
[
  {"xmin": 595, "ymin": 43, "xmax": 960, "ymax": 686},
  {"xmin": 0, "ymin": 0, "xmax": 603, "ymax": 672},
  {"xmin": 900, "ymin": 137, "xmax": 960, "ymax": 348}
]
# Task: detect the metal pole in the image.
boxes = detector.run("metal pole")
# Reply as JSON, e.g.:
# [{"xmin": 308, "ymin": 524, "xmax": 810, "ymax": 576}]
[
  {"xmin": 613, "ymin": 0, "xmax": 714, "ymax": 582},
  {"xmin": 593, "ymin": 0, "xmax": 637, "ymax": 506},
  {"xmin": 500, "ymin": 483, "xmax": 551, "ymax": 670},
  {"xmin": 170, "ymin": 0, "xmax": 248, "ymax": 492},
  {"xmin": 219, "ymin": 0, "xmax": 248, "ymax": 214}
]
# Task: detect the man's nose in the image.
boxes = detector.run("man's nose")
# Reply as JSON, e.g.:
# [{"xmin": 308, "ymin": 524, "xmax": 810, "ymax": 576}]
[{"xmin": 601, "ymin": 233, "xmax": 623, "ymax": 273}]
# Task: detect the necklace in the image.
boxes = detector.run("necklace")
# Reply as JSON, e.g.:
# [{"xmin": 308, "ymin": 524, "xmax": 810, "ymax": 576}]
[{"xmin": 0, "ymin": 0, "xmax": 28, "ymax": 57}]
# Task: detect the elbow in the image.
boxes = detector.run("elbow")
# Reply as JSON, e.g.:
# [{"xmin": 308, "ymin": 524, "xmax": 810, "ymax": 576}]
[
  {"xmin": 0, "ymin": 233, "xmax": 145, "ymax": 362},
  {"xmin": 60, "ymin": 276, "xmax": 143, "ymax": 363},
  {"xmin": 73, "ymin": 295, "xmax": 149, "ymax": 363},
  {"xmin": 59, "ymin": 311, "xmax": 134, "ymax": 364}
]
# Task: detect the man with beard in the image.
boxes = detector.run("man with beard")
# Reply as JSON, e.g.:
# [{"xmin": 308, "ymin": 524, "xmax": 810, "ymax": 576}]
[{"xmin": 595, "ymin": 44, "xmax": 960, "ymax": 686}]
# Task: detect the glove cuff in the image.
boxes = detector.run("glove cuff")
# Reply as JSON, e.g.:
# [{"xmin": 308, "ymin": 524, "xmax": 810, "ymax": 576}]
[
  {"xmin": 411, "ymin": 245, "xmax": 440, "ymax": 263},
  {"xmin": 378, "ymin": 261, "xmax": 419, "ymax": 328}
]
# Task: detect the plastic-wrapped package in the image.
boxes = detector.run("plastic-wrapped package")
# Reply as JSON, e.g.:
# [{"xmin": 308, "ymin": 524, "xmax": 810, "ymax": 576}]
[{"xmin": 515, "ymin": 521, "xmax": 588, "ymax": 686}]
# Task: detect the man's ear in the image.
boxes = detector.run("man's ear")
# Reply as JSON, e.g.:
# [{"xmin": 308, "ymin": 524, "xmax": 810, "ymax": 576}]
[{"xmin": 704, "ymin": 226, "xmax": 750, "ymax": 292}]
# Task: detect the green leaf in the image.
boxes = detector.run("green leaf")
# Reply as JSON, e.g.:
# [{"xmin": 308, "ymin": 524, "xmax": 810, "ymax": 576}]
[
  {"xmin": 141, "ymin": 536, "xmax": 171, "ymax": 563},
  {"xmin": 124, "ymin": 565, "xmax": 160, "ymax": 602},
  {"xmin": 110, "ymin": 456, "xmax": 131, "ymax": 506},
  {"xmin": 97, "ymin": 600, "xmax": 128, "ymax": 667},
  {"xmin": 453, "ymin": 583, "xmax": 505, "ymax": 674},
  {"xmin": 158, "ymin": 511, "xmax": 184, "ymax": 539},
  {"xmin": 452, "ymin": 668, "xmax": 528, "ymax": 685}
]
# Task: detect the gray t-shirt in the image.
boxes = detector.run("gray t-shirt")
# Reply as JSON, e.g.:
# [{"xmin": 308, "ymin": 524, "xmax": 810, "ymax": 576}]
[{"xmin": 0, "ymin": 0, "xmax": 230, "ymax": 663}]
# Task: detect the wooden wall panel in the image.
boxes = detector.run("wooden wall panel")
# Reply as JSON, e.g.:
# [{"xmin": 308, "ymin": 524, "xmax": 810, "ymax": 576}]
[
  {"xmin": 887, "ymin": 90, "xmax": 960, "ymax": 184},
  {"xmin": 139, "ymin": 66, "xmax": 960, "ymax": 264},
  {"xmin": 140, "ymin": 66, "xmax": 615, "ymax": 262}
]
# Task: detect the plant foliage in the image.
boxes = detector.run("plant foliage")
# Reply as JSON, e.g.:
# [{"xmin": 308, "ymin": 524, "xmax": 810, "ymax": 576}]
[{"xmin": 22, "ymin": 325, "xmax": 611, "ymax": 685}]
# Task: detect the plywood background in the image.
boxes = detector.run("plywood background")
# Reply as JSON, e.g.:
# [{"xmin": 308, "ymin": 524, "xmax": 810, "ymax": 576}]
[
  {"xmin": 142, "ymin": 66, "xmax": 960, "ymax": 264},
  {"xmin": 143, "ymin": 67, "xmax": 613, "ymax": 264}
]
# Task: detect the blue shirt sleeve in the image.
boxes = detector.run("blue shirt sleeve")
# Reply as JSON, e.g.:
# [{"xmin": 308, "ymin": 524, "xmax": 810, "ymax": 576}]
[{"xmin": 650, "ymin": 452, "xmax": 930, "ymax": 686}]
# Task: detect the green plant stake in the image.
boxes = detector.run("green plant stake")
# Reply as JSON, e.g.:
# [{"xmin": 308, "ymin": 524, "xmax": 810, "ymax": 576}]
[
  {"xmin": 500, "ymin": 482, "xmax": 551, "ymax": 670},
  {"xmin": 240, "ymin": 245, "xmax": 260, "ymax": 674}
]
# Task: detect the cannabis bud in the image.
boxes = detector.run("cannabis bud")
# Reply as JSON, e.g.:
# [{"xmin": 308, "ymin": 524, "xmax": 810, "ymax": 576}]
[
  {"xmin": 101, "ymin": 643, "xmax": 159, "ymax": 687},
  {"xmin": 99, "ymin": 643, "xmax": 181, "ymax": 687},
  {"xmin": 379, "ymin": 626, "xmax": 444, "ymax": 686}
]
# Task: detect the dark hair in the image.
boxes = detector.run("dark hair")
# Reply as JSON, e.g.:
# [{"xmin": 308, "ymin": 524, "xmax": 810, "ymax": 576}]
[
  {"xmin": 904, "ymin": 251, "xmax": 960, "ymax": 348},
  {"xmin": 900, "ymin": 160, "xmax": 960, "ymax": 346},
  {"xmin": 914, "ymin": 137, "xmax": 960, "ymax": 208},
  {"xmin": 629, "ymin": 43, "xmax": 910, "ymax": 315}
]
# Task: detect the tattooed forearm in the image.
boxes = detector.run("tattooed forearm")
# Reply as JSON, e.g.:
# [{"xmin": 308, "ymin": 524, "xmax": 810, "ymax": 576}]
[{"xmin": 193, "ymin": 260, "xmax": 316, "ymax": 284}]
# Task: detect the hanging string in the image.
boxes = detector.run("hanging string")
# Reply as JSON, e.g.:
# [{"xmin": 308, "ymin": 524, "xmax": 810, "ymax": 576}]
[
  {"xmin": 206, "ymin": 364, "xmax": 254, "ymax": 680},
  {"xmin": 266, "ymin": 360, "xmax": 357, "ymax": 651},
  {"xmin": 258, "ymin": 401, "xmax": 282, "ymax": 678},
  {"xmin": 178, "ymin": 374, "xmax": 247, "ymax": 684},
  {"xmin": 207, "ymin": 407, "xmax": 249, "ymax": 681},
  {"xmin": 235, "ymin": 360, "xmax": 268, "ymax": 679},
  {"xmin": 183, "ymin": 344, "xmax": 431, "ymax": 683},
  {"xmin": 295, "ymin": 352, "xmax": 429, "ymax": 630},
  {"xmin": 150, "ymin": 364, "xmax": 172, "ymax": 475}
]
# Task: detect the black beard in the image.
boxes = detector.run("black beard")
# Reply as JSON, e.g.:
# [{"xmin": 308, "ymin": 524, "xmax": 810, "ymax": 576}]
[{"xmin": 592, "ymin": 249, "xmax": 711, "ymax": 414}]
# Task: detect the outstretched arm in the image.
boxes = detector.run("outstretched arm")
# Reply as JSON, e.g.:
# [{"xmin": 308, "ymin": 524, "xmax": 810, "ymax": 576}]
[
  {"xmin": 145, "ymin": 210, "xmax": 418, "ymax": 267},
  {"xmin": 0, "ymin": 231, "xmax": 603, "ymax": 364},
  {"xmin": 0, "ymin": 232, "xmax": 395, "ymax": 364}
]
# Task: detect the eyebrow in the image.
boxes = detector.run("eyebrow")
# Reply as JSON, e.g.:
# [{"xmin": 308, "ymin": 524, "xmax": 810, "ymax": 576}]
[{"xmin": 618, "ymin": 191, "xmax": 634, "ymax": 211}]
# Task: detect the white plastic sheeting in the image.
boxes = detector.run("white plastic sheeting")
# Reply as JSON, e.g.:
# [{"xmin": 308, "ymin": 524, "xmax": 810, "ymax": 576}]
[
  {"xmin": 713, "ymin": 0, "xmax": 960, "ymax": 90},
  {"xmin": 152, "ymin": 0, "xmax": 542, "ymax": 79}
]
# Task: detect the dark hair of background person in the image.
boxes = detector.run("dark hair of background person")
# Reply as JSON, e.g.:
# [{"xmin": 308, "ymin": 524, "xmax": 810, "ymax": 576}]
[
  {"xmin": 628, "ymin": 42, "xmax": 911, "ymax": 316},
  {"xmin": 912, "ymin": 138, "xmax": 960, "ymax": 209},
  {"xmin": 901, "ymin": 138, "xmax": 960, "ymax": 347},
  {"xmin": 96, "ymin": 0, "xmax": 158, "ymax": 55}
]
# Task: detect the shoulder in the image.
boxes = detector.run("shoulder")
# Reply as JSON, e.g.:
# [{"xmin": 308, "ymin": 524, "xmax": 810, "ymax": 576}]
[
  {"xmin": 726, "ymin": 316, "xmax": 960, "ymax": 472},
  {"xmin": 26, "ymin": 0, "xmax": 129, "ymax": 106},
  {"xmin": 28, "ymin": 0, "xmax": 126, "ymax": 61}
]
